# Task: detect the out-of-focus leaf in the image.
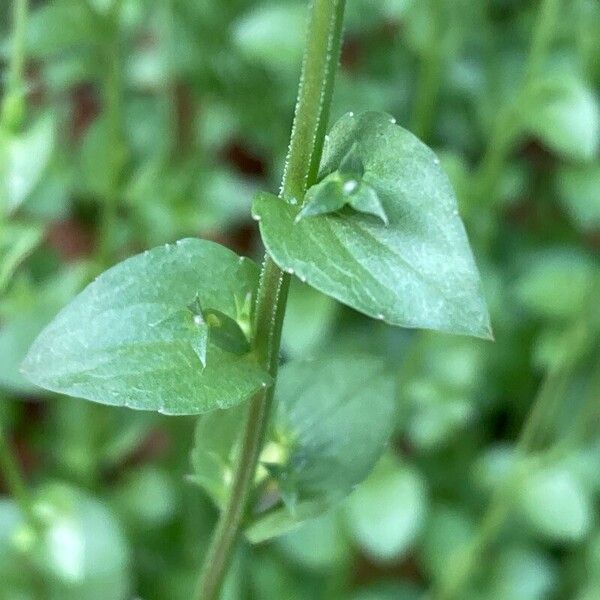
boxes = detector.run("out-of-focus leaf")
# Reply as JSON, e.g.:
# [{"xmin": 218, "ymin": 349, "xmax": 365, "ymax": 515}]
[
  {"xmin": 556, "ymin": 164, "xmax": 600, "ymax": 231},
  {"xmin": 420, "ymin": 505, "xmax": 475, "ymax": 580},
  {"xmin": 254, "ymin": 112, "xmax": 491, "ymax": 339},
  {"xmin": 78, "ymin": 116, "xmax": 124, "ymax": 200},
  {"xmin": 0, "ymin": 222, "xmax": 44, "ymax": 293},
  {"xmin": 26, "ymin": 0, "xmax": 99, "ymax": 57},
  {"xmin": 245, "ymin": 498, "xmax": 331, "ymax": 544},
  {"xmin": 246, "ymin": 355, "xmax": 395, "ymax": 542},
  {"xmin": 513, "ymin": 249, "xmax": 597, "ymax": 320},
  {"xmin": 344, "ymin": 456, "xmax": 428, "ymax": 562},
  {"xmin": 32, "ymin": 483, "xmax": 130, "ymax": 599},
  {"xmin": 406, "ymin": 380, "xmax": 474, "ymax": 450},
  {"xmin": 233, "ymin": 3, "xmax": 306, "ymax": 74},
  {"xmin": 0, "ymin": 115, "xmax": 55, "ymax": 214},
  {"xmin": 113, "ymin": 467, "xmax": 178, "ymax": 528},
  {"xmin": 249, "ymin": 553, "xmax": 312, "ymax": 600},
  {"xmin": 350, "ymin": 581, "xmax": 423, "ymax": 600},
  {"xmin": 0, "ymin": 265, "xmax": 88, "ymax": 394},
  {"xmin": 483, "ymin": 546, "xmax": 557, "ymax": 600},
  {"xmin": 1, "ymin": 484, "xmax": 131, "ymax": 600},
  {"xmin": 281, "ymin": 279, "xmax": 337, "ymax": 358},
  {"xmin": 190, "ymin": 405, "xmax": 247, "ymax": 506},
  {"xmin": 473, "ymin": 444, "xmax": 517, "ymax": 493},
  {"xmin": 524, "ymin": 76, "xmax": 599, "ymax": 162},
  {"xmin": 277, "ymin": 510, "xmax": 350, "ymax": 572},
  {"xmin": 22, "ymin": 239, "xmax": 269, "ymax": 414},
  {"xmin": 519, "ymin": 466, "xmax": 593, "ymax": 542}
]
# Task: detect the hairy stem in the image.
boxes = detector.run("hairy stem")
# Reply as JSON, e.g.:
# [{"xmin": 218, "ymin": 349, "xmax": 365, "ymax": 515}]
[{"xmin": 195, "ymin": 2, "xmax": 346, "ymax": 598}]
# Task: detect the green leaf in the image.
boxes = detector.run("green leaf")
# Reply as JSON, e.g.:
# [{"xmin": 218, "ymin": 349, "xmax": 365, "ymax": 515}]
[
  {"xmin": 420, "ymin": 504, "xmax": 475, "ymax": 580},
  {"xmin": 22, "ymin": 239, "xmax": 270, "ymax": 415},
  {"xmin": 190, "ymin": 404, "xmax": 247, "ymax": 506},
  {"xmin": 0, "ymin": 222, "xmax": 44, "ymax": 293},
  {"xmin": 277, "ymin": 510, "xmax": 350, "ymax": 572},
  {"xmin": 0, "ymin": 265, "xmax": 88, "ymax": 395},
  {"xmin": 253, "ymin": 111, "xmax": 491, "ymax": 339},
  {"xmin": 245, "ymin": 354, "xmax": 396, "ymax": 543},
  {"xmin": 524, "ymin": 76, "xmax": 599, "ymax": 162},
  {"xmin": 484, "ymin": 546, "xmax": 557, "ymax": 600},
  {"xmin": 233, "ymin": 3, "xmax": 306, "ymax": 73},
  {"xmin": 281, "ymin": 279, "xmax": 337, "ymax": 358},
  {"xmin": 296, "ymin": 144, "xmax": 389, "ymax": 224},
  {"xmin": 513, "ymin": 248, "xmax": 597, "ymax": 320},
  {"xmin": 556, "ymin": 164, "xmax": 600, "ymax": 231},
  {"xmin": 519, "ymin": 466, "xmax": 593, "ymax": 542},
  {"xmin": 344, "ymin": 456, "xmax": 427, "ymax": 562},
  {"xmin": 272, "ymin": 355, "xmax": 396, "ymax": 503},
  {"xmin": 202, "ymin": 308, "xmax": 251, "ymax": 356},
  {"xmin": 0, "ymin": 114, "xmax": 55, "ymax": 215},
  {"xmin": 1, "ymin": 484, "xmax": 131, "ymax": 600}
]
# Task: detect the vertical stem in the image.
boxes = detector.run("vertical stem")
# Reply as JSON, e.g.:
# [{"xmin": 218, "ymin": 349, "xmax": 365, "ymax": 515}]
[
  {"xmin": 475, "ymin": 0, "xmax": 560, "ymax": 208},
  {"xmin": 1, "ymin": 0, "xmax": 29, "ymax": 131},
  {"xmin": 98, "ymin": 5, "xmax": 125, "ymax": 265},
  {"xmin": 410, "ymin": 0, "xmax": 443, "ymax": 141},
  {"xmin": 523, "ymin": 0, "xmax": 560, "ymax": 86},
  {"xmin": 432, "ymin": 318, "xmax": 590, "ymax": 600},
  {"xmin": 195, "ymin": 2, "xmax": 346, "ymax": 599}
]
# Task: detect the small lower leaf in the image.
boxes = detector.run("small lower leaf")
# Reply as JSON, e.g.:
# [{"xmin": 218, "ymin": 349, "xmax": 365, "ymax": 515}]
[{"xmin": 246, "ymin": 354, "xmax": 396, "ymax": 541}]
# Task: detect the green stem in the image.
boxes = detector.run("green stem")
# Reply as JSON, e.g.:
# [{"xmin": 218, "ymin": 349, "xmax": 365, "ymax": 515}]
[
  {"xmin": 195, "ymin": 2, "xmax": 346, "ymax": 599},
  {"xmin": 0, "ymin": 422, "xmax": 34, "ymax": 522},
  {"xmin": 410, "ymin": 0, "xmax": 443, "ymax": 141},
  {"xmin": 475, "ymin": 0, "xmax": 560, "ymax": 208},
  {"xmin": 432, "ymin": 319, "xmax": 590, "ymax": 600},
  {"xmin": 98, "ymin": 5, "xmax": 125, "ymax": 266},
  {"xmin": 1, "ymin": 0, "xmax": 29, "ymax": 131},
  {"xmin": 523, "ymin": 0, "xmax": 560, "ymax": 87}
]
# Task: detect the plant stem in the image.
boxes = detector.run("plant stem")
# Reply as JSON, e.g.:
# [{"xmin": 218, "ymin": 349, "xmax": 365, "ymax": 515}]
[
  {"xmin": 431, "ymin": 319, "xmax": 590, "ymax": 600},
  {"xmin": 410, "ymin": 0, "xmax": 443, "ymax": 141},
  {"xmin": 1, "ymin": 0, "xmax": 29, "ymax": 131},
  {"xmin": 475, "ymin": 0, "xmax": 560, "ymax": 208},
  {"xmin": 523, "ymin": 0, "xmax": 560, "ymax": 87},
  {"xmin": 195, "ymin": 2, "xmax": 346, "ymax": 598},
  {"xmin": 0, "ymin": 422, "xmax": 34, "ymax": 522},
  {"xmin": 98, "ymin": 5, "xmax": 125, "ymax": 266}
]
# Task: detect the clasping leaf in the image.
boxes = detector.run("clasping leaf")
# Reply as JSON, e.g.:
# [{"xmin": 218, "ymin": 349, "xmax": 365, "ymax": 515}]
[
  {"xmin": 253, "ymin": 111, "xmax": 492, "ymax": 339},
  {"xmin": 22, "ymin": 239, "xmax": 270, "ymax": 415}
]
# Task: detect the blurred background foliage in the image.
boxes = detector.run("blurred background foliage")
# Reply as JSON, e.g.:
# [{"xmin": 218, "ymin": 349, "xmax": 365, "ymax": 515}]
[{"xmin": 0, "ymin": 0, "xmax": 599, "ymax": 598}]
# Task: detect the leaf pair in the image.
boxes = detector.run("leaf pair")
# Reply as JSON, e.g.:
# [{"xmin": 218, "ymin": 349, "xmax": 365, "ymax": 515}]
[{"xmin": 22, "ymin": 111, "xmax": 491, "ymax": 417}]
